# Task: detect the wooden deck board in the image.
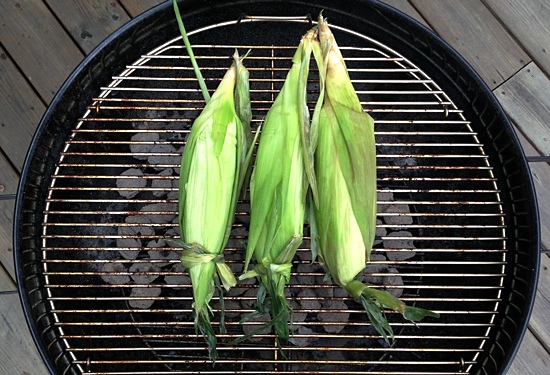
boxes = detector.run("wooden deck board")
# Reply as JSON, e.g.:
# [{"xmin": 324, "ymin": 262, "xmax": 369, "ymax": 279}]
[
  {"xmin": 0, "ymin": 201, "xmax": 16, "ymax": 283},
  {"xmin": 379, "ymin": 0, "xmax": 430, "ymax": 27},
  {"xmin": 0, "ymin": 153, "xmax": 20, "ymax": 282},
  {"xmin": 119, "ymin": 0, "xmax": 165, "ymax": 18},
  {"xmin": 0, "ymin": 1, "xmax": 549, "ymax": 374},
  {"xmin": 529, "ymin": 254, "xmax": 550, "ymax": 353},
  {"xmin": 495, "ymin": 63, "xmax": 550, "ymax": 248},
  {"xmin": 0, "ymin": 45, "xmax": 45, "ymax": 170},
  {"xmin": 44, "ymin": 0, "xmax": 131, "ymax": 55},
  {"xmin": 0, "ymin": 294, "xmax": 49, "ymax": 375},
  {"xmin": 409, "ymin": 0, "xmax": 530, "ymax": 89},
  {"xmin": 513, "ymin": 130, "xmax": 550, "ymax": 249},
  {"xmin": 0, "ymin": 266, "xmax": 15, "ymax": 292},
  {"xmin": 0, "ymin": 0, "xmax": 84, "ymax": 103},
  {"xmin": 495, "ymin": 63, "xmax": 550, "ymax": 156},
  {"xmin": 483, "ymin": 0, "xmax": 550, "ymax": 78},
  {"xmin": 508, "ymin": 327, "xmax": 550, "ymax": 375}
]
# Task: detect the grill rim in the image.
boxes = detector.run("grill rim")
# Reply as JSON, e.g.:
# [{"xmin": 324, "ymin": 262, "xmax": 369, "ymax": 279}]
[{"xmin": 13, "ymin": 1, "xmax": 540, "ymax": 374}]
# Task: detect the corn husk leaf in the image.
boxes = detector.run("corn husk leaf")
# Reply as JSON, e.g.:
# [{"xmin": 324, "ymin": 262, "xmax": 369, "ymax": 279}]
[
  {"xmin": 172, "ymin": 0, "xmax": 210, "ymax": 102},
  {"xmin": 238, "ymin": 29, "xmax": 318, "ymax": 345},
  {"xmin": 176, "ymin": 42, "xmax": 253, "ymax": 360},
  {"xmin": 312, "ymin": 14, "xmax": 439, "ymax": 343}
]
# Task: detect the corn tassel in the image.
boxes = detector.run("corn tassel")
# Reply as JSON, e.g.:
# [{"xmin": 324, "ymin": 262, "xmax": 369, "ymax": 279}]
[
  {"xmin": 239, "ymin": 29, "xmax": 319, "ymax": 344},
  {"xmin": 311, "ymin": 15, "xmax": 439, "ymax": 343}
]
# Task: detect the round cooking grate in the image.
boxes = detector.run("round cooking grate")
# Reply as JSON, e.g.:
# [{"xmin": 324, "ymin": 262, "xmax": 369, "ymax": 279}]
[{"xmin": 15, "ymin": 2, "xmax": 539, "ymax": 375}]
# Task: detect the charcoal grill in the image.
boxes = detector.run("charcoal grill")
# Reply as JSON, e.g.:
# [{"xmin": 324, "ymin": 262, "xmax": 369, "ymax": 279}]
[{"xmin": 14, "ymin": 1, "xmax": 539, "ymax": 374}]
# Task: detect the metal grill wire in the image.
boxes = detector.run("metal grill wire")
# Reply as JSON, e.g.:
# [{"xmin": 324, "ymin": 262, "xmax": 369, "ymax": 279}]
[{"xmin": 41, "ymin": 20, "xmax": 506, "ymax": 375}]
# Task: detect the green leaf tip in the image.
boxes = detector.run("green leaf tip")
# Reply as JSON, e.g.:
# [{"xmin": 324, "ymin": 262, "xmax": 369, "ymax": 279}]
[
  {"xmin": 346, "ymin": 279, "xmax": 438, "ymax": 343},
  {"xmin": 195, "ymin": 306, "xmax": 218, "ymax": 363},
  {"xmin": 172, "ymin": 0, "xmax": 211, "ymax": 102}
]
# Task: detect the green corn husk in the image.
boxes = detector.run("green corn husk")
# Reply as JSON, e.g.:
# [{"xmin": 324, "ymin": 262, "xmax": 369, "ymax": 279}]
[
  {"xmin": 177, "ymin": 50, "xmax": 255, "ymax": 362},
  {"xmin": 173, "ymin": 1, "xmax": 257, "ymax": 360},
  {"xmin": 173, "ymin": 2, "xmax": 257, "ymax": 363},
  {"xmin": 311, "ymin": 15, "xmax": 439, "ymax": 343},
  {"xmin": 238, "ymin": 29, "xmax": 319, "ymax": 345}
]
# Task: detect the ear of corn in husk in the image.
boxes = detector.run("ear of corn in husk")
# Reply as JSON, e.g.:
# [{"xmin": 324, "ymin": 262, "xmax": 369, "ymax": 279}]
[
  {"xmin": 173, "ymin": 1, "xmax": 255, "ymax": 362},
  {"xmin": 177, "ymin": 50, "xmax": 255, "ymax": 362},
  {"xmin": 311, "ymin": 14, "xmax": 439, "ymax": 343},
  {"xmin": 238, "ymin": 28, "xmax": 319, "ymax": 345}
]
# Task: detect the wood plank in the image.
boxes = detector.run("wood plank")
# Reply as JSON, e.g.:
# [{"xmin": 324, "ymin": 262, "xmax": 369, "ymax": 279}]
[
  {"xmin": 124, "ymin": 0, "xmax": 427, "ymax": 25},
  {"xmin": 0, "ymin": 46, "xmax": 46, "ymax": 170},
  {"xmin": 0, "ymin": 294, "xmax": 50, "ymax": 375},
  {"xmin": 46, "ymin": 0, "xmax": 131, "ymax": 55},
  {"xmin": 494, "ymin": 63, "xmax": 550, "ymax": 247},
  {"xmin": 528, "ymin": 254, "xmax": 550, "ymax": 353},
  {"xmin": 0, "ymin": 0, "xmax": 84, "ymax": 103},
  {"xmin": 496, "ymin": 121, "xmax": 550, "ymax": 359},
  {"xmin": 409, "ymin": 0, "xmax": 529, "ymax": 89},
  {"xmin": 495, "ymin": 62, "xmax": 550, "ymax": 156},
  {"xmin": 513, "ymin": 130, "xmax": 550, "ymax": 249},
  {"xmin": 0, "ymin": 153, "xmax": 20, "ymax": 282},
  {"xmin": 508, "ymin": 327, "xmax": 550, "ymax": 375},
  {"xmin": 0, "ymin": 194, "xmax": 16, "ymax": 282},
  {"xmin": 119, "ymin": 0, "xmax": 165, "ymax": 18},
  {"xmin": 483, "ymin": 0, "xmax": 550, "ymax": 78},
  {"xmin": 0, "ymin": 264, "xmax": 15, "ymax": 292},
  {"xmin": 507, "ymin": 124, "xmax": 550, "ymax": 354},
  {"xmin": 380, "ymin": 0, "xmax": 430, "ymax": 27}
]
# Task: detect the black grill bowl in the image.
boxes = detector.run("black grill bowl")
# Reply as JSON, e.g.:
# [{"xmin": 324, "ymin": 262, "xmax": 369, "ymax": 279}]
[{"xmin": 14, "ymin": 1, "xmax": 539, "ymax": 374}]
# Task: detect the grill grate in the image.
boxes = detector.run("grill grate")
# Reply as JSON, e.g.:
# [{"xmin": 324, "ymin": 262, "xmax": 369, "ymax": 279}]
[{"xmin": 40, "ymin": 19, "xmax": 506, "ymax": 375}]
